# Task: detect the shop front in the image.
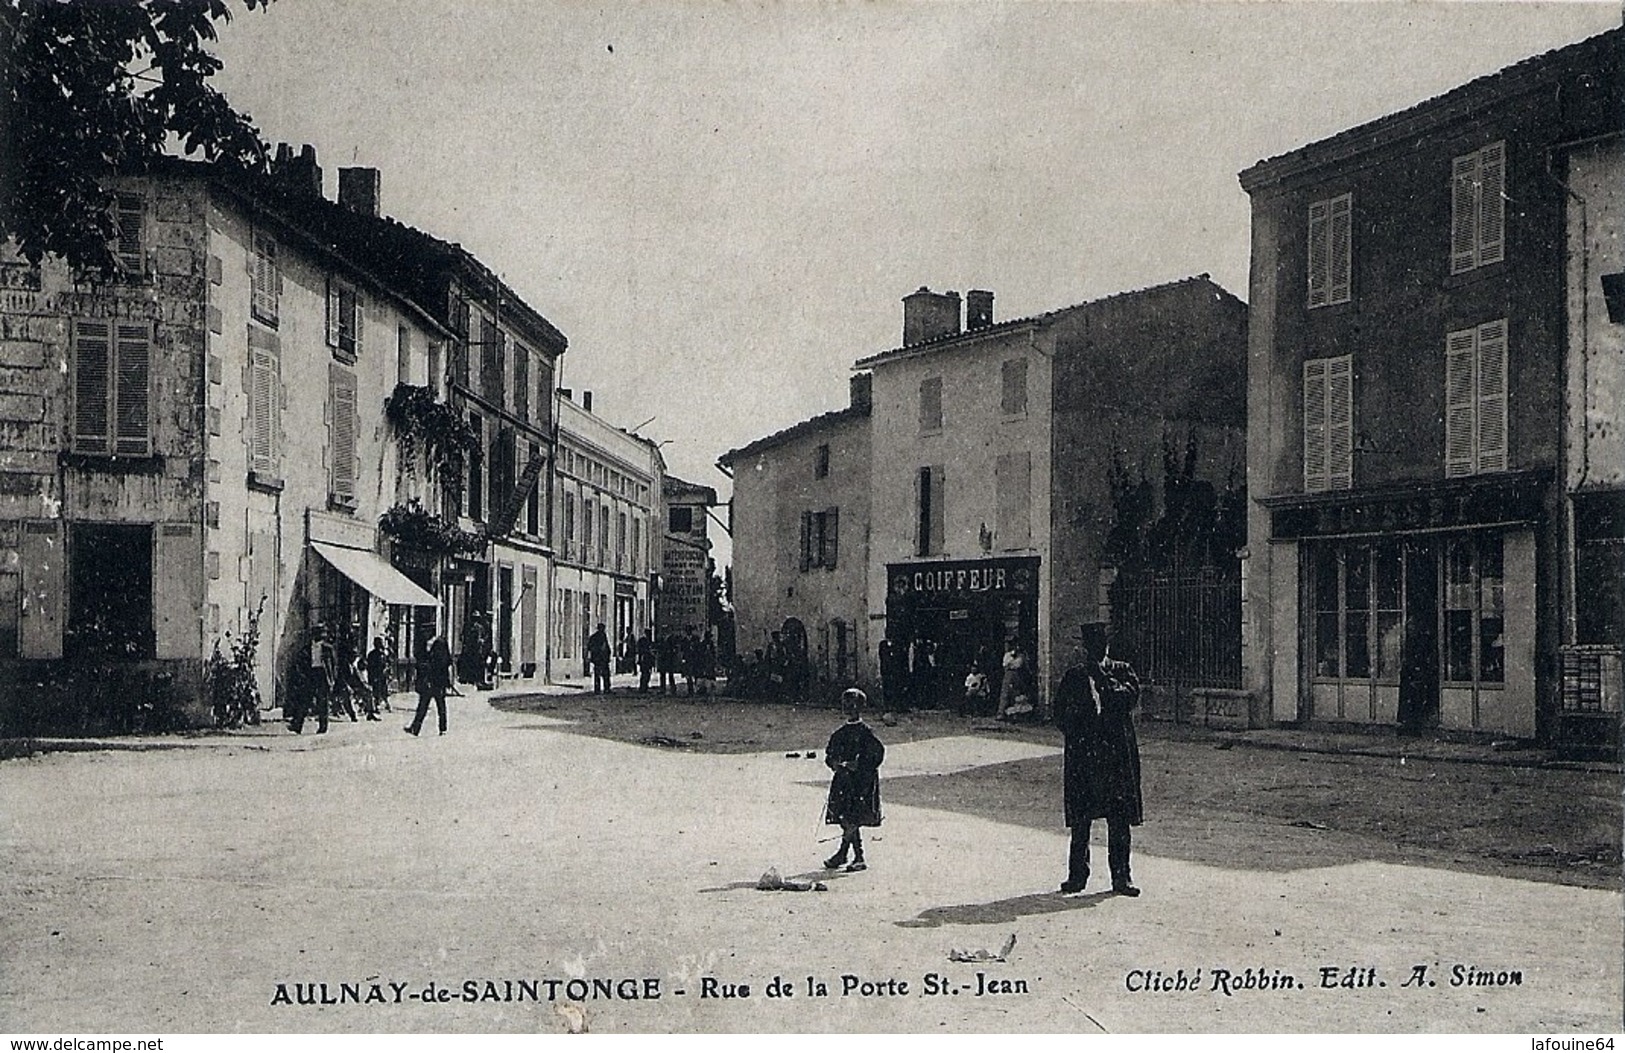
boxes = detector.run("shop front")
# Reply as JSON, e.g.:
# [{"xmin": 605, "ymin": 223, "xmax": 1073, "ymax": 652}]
[
  {"xmin": 885, "ymin": 555, "xmax": 1040, "ymax": 707},
  {"xmin": 1265, "ymin": 471, "xmax": 1546, "ymax": 738}
]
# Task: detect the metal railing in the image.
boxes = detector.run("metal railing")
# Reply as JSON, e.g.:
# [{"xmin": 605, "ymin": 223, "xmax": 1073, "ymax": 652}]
[{"xmin": 1110, "ymin": 567, "xmax": 1242, "ymax": 690}]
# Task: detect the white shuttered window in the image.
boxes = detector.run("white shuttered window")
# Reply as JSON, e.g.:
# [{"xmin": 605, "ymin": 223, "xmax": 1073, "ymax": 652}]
[
  {"xmin": 248, "ymin": 326, "xmax": 280, "ymax": 476},
  {"xmin": 1444, "ymin": 319, "xmax": 1509, "ymax": 478},
  {"xmin": 328, "ymin": 364, "xmax": 359, "ymax": 505},
  {"xmin": 1307, "ymin": 193, "xmax": 1352, "ymax": 307},
  {"xmin": 1303, "ymin": 355, "xmax": 1353, "ymax": 492},
  {"xmin": 1451, "ymin": 142, "xmax": 1506, "ymax": 275}
]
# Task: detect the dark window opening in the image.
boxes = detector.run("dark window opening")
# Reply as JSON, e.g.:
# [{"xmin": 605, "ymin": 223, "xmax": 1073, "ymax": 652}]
[
  {"xmin": 67, "ymin": 524, "xmax": 153, "ymax": 660},
  {"xmin": 670, "ymin": 506, "xmax": 694, "ymax": 533}
]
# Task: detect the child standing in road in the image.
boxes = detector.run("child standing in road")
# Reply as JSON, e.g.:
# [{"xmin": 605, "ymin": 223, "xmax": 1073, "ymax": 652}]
[{"xmin": 822, "ymin": 688, "xmax": 885, "ymax": 872}]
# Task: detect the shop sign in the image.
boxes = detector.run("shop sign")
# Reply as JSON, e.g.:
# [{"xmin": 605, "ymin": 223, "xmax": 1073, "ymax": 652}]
[{"xmin": 887, "ymin": 557, "xmax": 1039, "ymax": 600}]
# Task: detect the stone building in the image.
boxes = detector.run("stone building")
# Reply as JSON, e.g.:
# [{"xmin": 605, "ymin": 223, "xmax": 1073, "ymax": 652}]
[
  {"xmin": 718, "ymin": 373, "xmax": 872, "ymax": 688},
  {"xmin": 551, "ymin": 389, "xmax": 662, "ymax": 676},
  {"xmin": 659, "ymin": 474, "xmax": 718, "ymax": 643},
  {"xmin": 0, "ymin": 150, "xmax": 568, "ymax": 731},
  {"xmin": 1239, "ymin": 27, "xmax": 1621, "ymax": 745}
]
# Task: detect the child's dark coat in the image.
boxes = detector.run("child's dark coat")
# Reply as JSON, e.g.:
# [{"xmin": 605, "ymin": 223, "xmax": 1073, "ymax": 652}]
[{"xmin": 823, "ymin": 720, "xmax": 885, "ymax": 827}]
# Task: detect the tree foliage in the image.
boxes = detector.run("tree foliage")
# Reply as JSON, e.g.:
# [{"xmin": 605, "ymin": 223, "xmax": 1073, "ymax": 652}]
[{"xmin": 1, "ymin": 0, "xmax": 272, "ymax": 276}]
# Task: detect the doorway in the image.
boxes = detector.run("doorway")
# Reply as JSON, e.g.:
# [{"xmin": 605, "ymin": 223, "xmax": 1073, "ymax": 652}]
[{"xmin": 1399, "ymin": 541, "xmax": 1440, "ymax": 729}]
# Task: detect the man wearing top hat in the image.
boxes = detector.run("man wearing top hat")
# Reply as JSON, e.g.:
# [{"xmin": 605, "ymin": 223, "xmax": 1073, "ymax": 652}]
[{"xmin": 1053, "ymin": 621, "xmax": 1143, "ymax": 896}]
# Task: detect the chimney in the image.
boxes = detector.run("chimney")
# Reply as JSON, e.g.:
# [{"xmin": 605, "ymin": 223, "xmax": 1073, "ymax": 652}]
[
  {"xmin": 849, "ymin": 372, "xmax": 872, "ymax": 412},
  {"xmin": 902, "ymin": 287, "xmax": 962, "ymax": 346},
  {"xmin": 274, "ymin": 143, "xmax": 323, "ymax": 198},
  {"xmin": 338, "ymin": 167, "xmax": 381, "ymax": 217},
  {"xmin": 582, "ymin": 391, "xmax": 593, "ymax": 413},
  {"xmin": 966, "ymin": 289, "xmax": 994, "ymax": 330}
]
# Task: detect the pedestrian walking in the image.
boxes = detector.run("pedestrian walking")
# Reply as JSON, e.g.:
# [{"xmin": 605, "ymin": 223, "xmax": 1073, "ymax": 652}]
[
  {"xmin": 821, "ymin": 688, "xmax": 885, "ymax": 872},
  {"xmin": 1055, "ymin": 622, "xmax": 1143, "ymax": 897},
  {"xmin": 406, "ymin": 630, "xmax": 453, "ymax": 737},
  {"xmin": 364, "ymin": 636, "xmax": 389, "ymax": 720},
  {"xmin": 588, "ymin": 622, "xmax": 613, "ymax": 693},
  {"xmin": 636, "ymin": 629, "xmax": 656, "ymax": 694},
  {"xmin": 289, "ymin": 623, "xmax": 333, "ymax": 735},
  {"xmin": 698, "ymin": 633, "xmax": 718, "ymax": 696},
  {"xmin": 331, "ymin": 630, "xmax": 360, "ymax": 722}
]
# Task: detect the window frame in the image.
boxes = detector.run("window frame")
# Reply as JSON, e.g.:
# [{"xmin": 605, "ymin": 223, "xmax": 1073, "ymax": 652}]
[
  {"xmin": 1000, "ymin": 357, "xmax": 1029, "ymax": 417},
  {"xmin": 72, "ymin": 318, "xmax": 153, "ymax": 458},
  {"xmin": 1450, "ymin": 141, "xmax": 1506, "ymax": 276},
  {"xmin": 1444, "ymin": 319, "xmax": 1509, "ymax": 479},
  {"xmin": 251, "ymin": 229, "xmax": 280, "ymax": 326},
  {"xmin": 919, "ymin": 376, "xmax": 944, "ymax": 435},
  {"xmin": 326, "ymin": 276, "xmax": 363, "ymax": 364},
  {"xmin": 1303, "ymin": 355, "xmax": 1353, "ymax": 492},
  {"xmin": 1307, "ymin": 192, "xmax": 1352, "ymax": 308}
]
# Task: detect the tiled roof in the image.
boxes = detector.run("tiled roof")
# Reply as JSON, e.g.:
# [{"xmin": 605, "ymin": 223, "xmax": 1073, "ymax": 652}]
[
  {"xmin": 852, "ymin": 274, "xmax": 1241, "ymax": 368},
  {"xmin": 663, "ymin": 474, "xmax": 718, "ymax": 504},
  {"xmin": 1239, "ymin": 26, "xmax": 1622, "ymax": 191},
  {"xmin": 717, "ymin": 402, "xmax": 869, "ymax": 466}
]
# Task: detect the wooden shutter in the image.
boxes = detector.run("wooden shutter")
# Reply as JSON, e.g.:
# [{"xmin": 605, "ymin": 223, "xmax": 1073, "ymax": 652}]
[
  {"xmin": 114, "ymin": 193, "xmax": 144, "ymax": 273},
  {"xmin": 329, "ymin": 365, "xmax": 358, "ymax": 503},
  {"xmin": 920, "ymin": 377, "xmax": 942, "ymax": 432},
  {"xmin": 19, "ymin": 520, "xmax": 63, "ymax": 659},
  {"xmin": 1001, "ymin": 358, "xmax": 1027, "ymax": 415},
  {"xmin": 1307, "ymin": 198, "xmax": 1330, "ymax": 307},
  {"xmin": 515, "ymin": 347, "xmax": 530, "ymax": 421},
  {"xmin": 252, "ymin": 231, "xmax": 278, "ymax": 324},
  {"xmin": 326, "ymin": 276, "xmax": 341, "ymax": 347},
  {"xmin": 1445, "ymin": 327, "xmax": 1478, "ymax": 478},
  {"xmin": 1326, "ymin": 356, "xmax": 1353, "ymax": 490},
  {"xmin": 929, "ymin": 465, "xmax": 946, "ymax": 555},
  {"xmin": 1303, "ymin": 358, "xmax": 1329, "ymax": 491},
  {"xmin": 825, "ymin": 507, "xmax": 839, "ymax": 569},
  {"xmin": 1476, "ymin": 319, "xmax": 1508, "ymax": 472},
  {"xmin": 1477, "ymin": 142, "xmax": 1505, "ymax": 268},
  {"xmin": 113, "ymin": 323, "xmax": 151, "ymax": 456},
  {"xmin": 153, "ymin": 522, "xmax": 202, "ymax": 659},
  {"xmin": 350, "ymin": 288, "xmax": 364, "ymax": 359},
  {"xmin": 1451, "ymin": 152, "xmax": 1480, "ymax": 275},
  {"xmin": 248, "ymin": 326, "xmax": 279, "ymax": 475},
  {"xmin": 73, "ymin": 320, "xmax": 113, "ymax": 454},
  {"xmin": 800, "ymin": 511, "xmax": 812, "ymax": 571},
  {"xmin": 1328, "ymin": 194, "xmax": 1352, "ymax": 304}
]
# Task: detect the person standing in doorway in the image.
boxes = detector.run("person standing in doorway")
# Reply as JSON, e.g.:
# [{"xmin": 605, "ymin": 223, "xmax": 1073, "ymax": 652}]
[
  {"xmin": 1055, "ymin": 622, "xmax": 1143, "ymax": 897},
  {"xmin": 406, "ymin": 629, "xmax": 453, "ymax": 736},
  {"xmin": 587, "ymin": 622, "xmax": 613, "ymax": 693}
]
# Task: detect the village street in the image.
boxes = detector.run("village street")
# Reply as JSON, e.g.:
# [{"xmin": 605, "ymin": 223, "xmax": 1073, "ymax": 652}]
[{"xmin": 1, "ymin": 687, "xmax": 1620, "ymax": 1035}]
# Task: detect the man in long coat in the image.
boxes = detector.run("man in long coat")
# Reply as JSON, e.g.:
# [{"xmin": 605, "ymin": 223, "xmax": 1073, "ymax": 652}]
[
  {"xmin": 587, "ymin": 623, "xmax": 613, "ymax": 693},
  {"xmin": 1054, "ymin": 622, "xmax": 1143, "ymax": 896}
]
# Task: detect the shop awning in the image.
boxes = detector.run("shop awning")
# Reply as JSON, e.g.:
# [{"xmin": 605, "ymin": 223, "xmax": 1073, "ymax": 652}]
[{"xmin": 312, "ymin": 543, "xmax": 439, "ymax": 607}]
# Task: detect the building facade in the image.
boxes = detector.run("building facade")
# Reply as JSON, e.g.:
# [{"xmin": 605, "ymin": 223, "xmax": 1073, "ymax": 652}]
[
  {"xmin": 1240, "ymin": 28, "xmax": 1622, "ymax": 744},
  {"xmin": 551, "ymin": 390, "xmax": 661, "ymax": 676},
  {"xmin": 718, "ymin": 373, "xmax": 872, "ymax": 687},
  {"xmin": 659, "ymin": 475, "xmax": 717, "ymax": 642}
]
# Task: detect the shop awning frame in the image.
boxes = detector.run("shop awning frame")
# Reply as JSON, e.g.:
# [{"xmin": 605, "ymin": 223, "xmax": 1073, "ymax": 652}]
[{"xmin": 311, "ymin": 542, "xmax": 439, "ymax": 607}]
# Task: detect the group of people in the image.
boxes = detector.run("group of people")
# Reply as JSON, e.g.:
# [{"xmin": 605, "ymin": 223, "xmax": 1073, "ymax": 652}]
[
  {"xmin": 585, "ymin": 623, "xmax": 719, "ymax": 696},
  {"xmin": 822, "ymin": 622, "xmax": 1144, "ymax": 896},
  {"xmin": 286, "ymin": 623, "xmax": 395, "ymax": 735},
  {"xmin": 878, "ymin": 635, "xmax": 1038, "ymax": 719}
]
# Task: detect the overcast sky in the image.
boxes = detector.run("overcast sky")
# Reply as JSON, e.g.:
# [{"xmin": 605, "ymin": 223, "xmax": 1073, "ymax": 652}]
[{"xmin": 212, "ymin": 0, "xmax": 1620, "ymax": 500}]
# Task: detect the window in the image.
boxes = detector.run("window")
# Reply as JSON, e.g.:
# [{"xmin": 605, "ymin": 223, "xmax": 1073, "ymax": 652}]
[
  {"xmin": 583, "ymin": 500, "xmax": 594, "ymax": 561},
  {"xmin": 617, "ymin": 512, "xmax": 628, "ymax": 570},
  {"xmin": 72, "ymin": 319, "xmax": 152, "ymax": 456},
  {"xmin": 251, "ymin": 230, "xmax": 279, "ymax": 325},
  {"xmin": 800, "ymin": 508, "xmax": 840, "ymax": 571},
  {"xmin": 995, "ymin": 451, "xmax": 1031, "ymax": 549},
  {"xmin": 248, "ymin": 325, "xmax": 281, "ymax": 477},
  {"xmin": 453, "ymin": 298, "xmax": 472, "ymax": 388},
  {"xmin": 396, "ymin": 325, "xmax": 411, "ymax": 385},
  {"xmin": 427, "ymin": 340, "xmax": 443, "ymax": 399},
  {"xmin": 814, "ymin": 443, "xmax": 830, "ymax": 479},
  {"xmin": 328, "ymin": 365, "xmax": 359, "ymax": 507},
  {"xmin": 630, "ymin": 517, "xmax": 641, "ymax": 574},
  {"xmin": 1451, "ymin": 141, "xmax": 1505, "ymax": 275},
  {"xmin": 916, "ymin": 465, "xmax": 945, "ymax": 556},
  {"xmin": 564, "ymin": 492, "xmax": 576, "ymax": 559},
  {"xmin": 670, "ymin": 506, "xmax": 693, "ymax": 533},
  {"xmin": 466, "ymin": 413, "xmax": 484, "ymax": 521},
  {"xmin": 1303, "ymin": 355, "xmax": 1352, "ymax": 492},
  {"xmin": 480, "ymin": 315, "xmax": 504, "ymax": 406},
  {"xmin": 525, "ymin": 442, "xmax": 541, "ymax": 536},
  {"xmin": 1312, "ymin": 542, "xmax": 1403, "ymax": 681},
  {"xmin": 1000, "ymin": 358, "xmax": 1028, "ymax": 416},
  {"xmin": 1444, "ymin": 534, "xmax": 1504, "ymax": 684},
  {"xmin": 919, "ymin": 376, "xmax": 943, "ymax": 433},
  {"xmin": 326, "ymin": 277, "xmax": 362, "ymax": 363},
  {"xmin": 113, "ymin": 193, "xmax": 144, "ymax": 275},
  {"xmin": 1307, "ymin": 193, "xmax": 1352, "ymax": 307},
  {"xmin": 599, "ymin": 502, "xmax": 610, "ymax": 565},
  {"xmin": 1444, "ymin": 319, "xmax": 1508, "ymax": 478},
  {"xmin": 515, "ymin": 347, "xmax": 530, "ymax": 421}
]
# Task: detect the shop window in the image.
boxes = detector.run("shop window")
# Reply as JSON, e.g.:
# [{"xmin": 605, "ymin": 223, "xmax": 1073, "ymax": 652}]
[
  {"xmin": 66, "ymin": 523, "xmax": 153, "ymax": 660},
  {"xmin": 1444, "ymin": 534, "xmax": 1504, "ymax": 684},
  {"xmin": 1312, "ymin": 542, "xmax": 1404, "ymax": 681}
]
